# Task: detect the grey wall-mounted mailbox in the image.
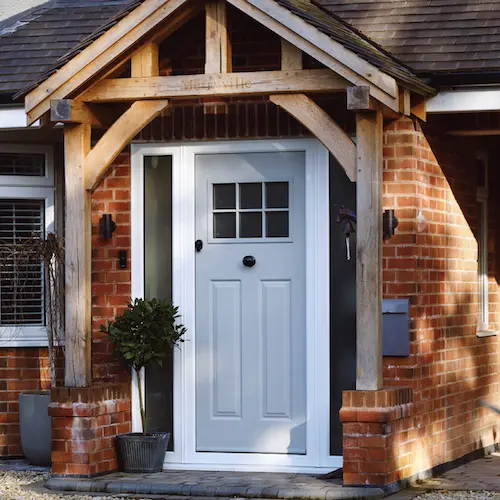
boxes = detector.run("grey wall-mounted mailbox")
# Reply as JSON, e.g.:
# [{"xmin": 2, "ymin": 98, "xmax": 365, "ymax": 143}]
[{"xmin": 382, "ymin": 298, "xmax": 410, "ymax": 356}]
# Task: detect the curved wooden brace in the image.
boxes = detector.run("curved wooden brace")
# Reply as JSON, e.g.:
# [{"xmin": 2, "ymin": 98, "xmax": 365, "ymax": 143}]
[
  {"xmin": 270, "ymin": 93, "xmax": 356, "ymax": 181},
  {"xmin": 85, "ymin": 100, "xmax": 169, "ymax": 191}
]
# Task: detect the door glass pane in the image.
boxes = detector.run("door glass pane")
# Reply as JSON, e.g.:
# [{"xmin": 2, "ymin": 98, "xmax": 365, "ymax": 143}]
[
  {"xmin": 144, "ymin": 155, "xmax": 174, "ymax": 450},
  {"xmin": 266, "ymin": 211, "xmax": 289, "ymax": 238},
  {"xmin": 214, "ymin": 183, "xmax": 236, "ymax": 209},
  {"xmin": 266, "ymin": 182, "xmax": 289, "ymax": 209},
  {"xmin": 240, "ymin": 212, "xmax": 262, "ymax": 238},
  {"xmin": 214, "ymin": 212, "xmax": 236, "ymax": 238},
  {"xmin": 240, "ymin": 183, "xmax": 262, "ymax": 209}
]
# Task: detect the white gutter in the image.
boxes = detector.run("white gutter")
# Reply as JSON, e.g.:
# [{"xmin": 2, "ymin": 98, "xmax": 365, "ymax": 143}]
[
  {"xmin": 427, "ymin": 88, "xmax": 500, "ymax": 114},
  {"xmin": 0, "ymin": 106, "xmax": 40, "ymax": 129}
]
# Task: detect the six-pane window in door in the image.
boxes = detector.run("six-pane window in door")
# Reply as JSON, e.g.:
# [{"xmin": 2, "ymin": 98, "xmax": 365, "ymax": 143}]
[
  {"xmin": 213, "ymin": 182, "xmax": 290, "ymax": 239},
  {"xmin": 0, "ymin": 199, "xmax": 45, "ymax": 326}
]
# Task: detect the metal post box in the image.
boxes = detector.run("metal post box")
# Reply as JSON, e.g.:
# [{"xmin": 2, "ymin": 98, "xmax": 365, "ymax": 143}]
[{"xmin": 382, "ymin": 298, "xmax": 410, "ymax": 356}]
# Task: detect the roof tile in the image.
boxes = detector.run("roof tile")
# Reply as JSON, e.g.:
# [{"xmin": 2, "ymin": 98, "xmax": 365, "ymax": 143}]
[{"xmin": 318, "ymin": 0, "xmax": 500, "ymax": 75}]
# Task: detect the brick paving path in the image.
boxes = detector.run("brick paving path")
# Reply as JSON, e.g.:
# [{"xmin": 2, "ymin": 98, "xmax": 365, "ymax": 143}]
[
  {"xmin": 46, "ymin": 470, "xmax": 384, "ymax": 499},
  {"xmin": 417, "ymin": 455, "xmax": 500, "ymax": 491}
]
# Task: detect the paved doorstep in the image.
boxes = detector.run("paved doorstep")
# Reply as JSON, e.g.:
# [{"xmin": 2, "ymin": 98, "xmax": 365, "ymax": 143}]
[{"xmin": 45, "ymin": 470, "xmax": 384, "ymax": 500}]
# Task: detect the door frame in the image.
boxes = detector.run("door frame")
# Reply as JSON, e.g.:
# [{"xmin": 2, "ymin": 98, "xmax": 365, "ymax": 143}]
[{"xmin": 131, "ymin": 139, "xmax": 340, "ymax": 472}]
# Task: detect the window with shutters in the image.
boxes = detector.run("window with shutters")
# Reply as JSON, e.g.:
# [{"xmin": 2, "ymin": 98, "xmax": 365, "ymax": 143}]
[{"xmin": 0, "ymin": 145, "xmax": 54, "ymax": 346}]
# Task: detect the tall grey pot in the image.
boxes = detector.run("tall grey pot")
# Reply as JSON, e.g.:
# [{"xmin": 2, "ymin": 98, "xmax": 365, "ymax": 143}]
[{"xmin": 19, "ymin": 392, "xmax": 52, "ymax": 466}]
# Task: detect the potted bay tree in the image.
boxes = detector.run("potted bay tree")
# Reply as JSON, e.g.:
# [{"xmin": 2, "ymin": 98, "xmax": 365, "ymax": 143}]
[{"xmin": 101, "ymin": 298, "xmax": 185, "ymax": 473}]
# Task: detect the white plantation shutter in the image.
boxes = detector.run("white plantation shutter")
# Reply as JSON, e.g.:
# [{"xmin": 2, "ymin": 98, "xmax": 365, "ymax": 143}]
[
  {"xmin": 0, "ymin": 152, "xmax": 45, "ymax": 177},
  {"xmin": 0, "ymin": 199, "xmax": 45, "ymax": 326}
]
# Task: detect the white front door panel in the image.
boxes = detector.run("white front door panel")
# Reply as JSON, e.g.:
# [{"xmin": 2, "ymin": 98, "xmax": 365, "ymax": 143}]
[{"xmin": 195, "ymin": 151, "xmax": 306, "ymax": 455}]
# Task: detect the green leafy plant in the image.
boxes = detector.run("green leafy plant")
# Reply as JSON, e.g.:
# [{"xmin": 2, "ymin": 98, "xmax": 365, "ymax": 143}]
[{"xmin": 101, "ymin": 298, "xmax": 186, "ymax": 434}]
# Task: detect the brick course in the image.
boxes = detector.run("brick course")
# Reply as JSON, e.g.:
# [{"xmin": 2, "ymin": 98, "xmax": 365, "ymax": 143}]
[
  {"xmin": 50, "ymin": 384, "xmax": 131, "ymax": 477},
  {"xmin": 91, "ymin": 152, "xmax": 132, "ymax": 384},
  {"xmin": 342, "ymin": 116, "xmax": 500, "ymax": 489}
]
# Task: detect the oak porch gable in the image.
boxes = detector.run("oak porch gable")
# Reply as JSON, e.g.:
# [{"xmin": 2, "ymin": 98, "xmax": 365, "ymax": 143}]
[{"xmin": 20, "ymin": 0, "xmax": 431, "ymax": 389}]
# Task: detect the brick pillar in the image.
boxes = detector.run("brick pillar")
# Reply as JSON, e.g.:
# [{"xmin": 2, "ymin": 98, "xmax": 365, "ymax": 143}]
[
  {"xmin": 49, "ymin": 383, "xmax": 131, "ymax": 477},
  {"xmin": 340, "ymin": 388, "xmax": 414, "ymax": 490}
]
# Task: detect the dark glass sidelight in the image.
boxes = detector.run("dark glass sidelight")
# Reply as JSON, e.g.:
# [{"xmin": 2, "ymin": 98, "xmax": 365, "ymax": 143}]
[
  {"xmin": 329, "ymin": 155, "xmax": 357, "ymax": 456},
  {"xmin": 144, "ymin": 156, "xmax": 174, "ymax": 450}
]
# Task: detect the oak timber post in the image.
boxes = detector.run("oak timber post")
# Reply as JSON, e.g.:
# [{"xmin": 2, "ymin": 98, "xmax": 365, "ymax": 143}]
[
  {"xmin": 355, "ymin": 109, "xmax": 384, "ymax": 390},
  {"xmin": 205, "ymin": 0, "xmax": 231, "ymax": 74},
  {"xmin": 64, "ymin": 124, "xmax": 92, "ymax": 387}
]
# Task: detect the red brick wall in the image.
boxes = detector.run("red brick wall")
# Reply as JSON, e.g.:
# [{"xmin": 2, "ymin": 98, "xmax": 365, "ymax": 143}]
[
  {"xmin": 91, "ymin": 152, "xmax": 132, "ymax": 384},
  {"xmin": 0, "ymin": 348, "xmax": 51, "ymax": 457},
  {"xmin": 342, "ymin": 117, "xmax": 500, "ymax": 488},
  {"xmin": 50, "ymin": 384, "xmax": 131, "ymax": 476}
]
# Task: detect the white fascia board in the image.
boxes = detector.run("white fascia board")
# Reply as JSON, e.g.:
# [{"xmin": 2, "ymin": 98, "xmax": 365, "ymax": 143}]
[
  {"xmin": 427, "ymin": 88, "xmax": 500, "ymax": 114},
  {"xmin": 0, "ymin": 106, "xmax": 39, "ymax": 128}
]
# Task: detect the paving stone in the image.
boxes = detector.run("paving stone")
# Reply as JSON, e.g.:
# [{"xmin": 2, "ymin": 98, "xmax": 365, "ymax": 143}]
[{"xmin": 42, "ymin": 467, "xmax": 381, "ymax": 499}]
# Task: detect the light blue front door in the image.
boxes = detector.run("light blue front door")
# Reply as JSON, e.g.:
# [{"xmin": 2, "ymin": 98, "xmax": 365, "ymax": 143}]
[{"xmin": 194, "ymin": 151, "xmax": 307, "ymax": 455}]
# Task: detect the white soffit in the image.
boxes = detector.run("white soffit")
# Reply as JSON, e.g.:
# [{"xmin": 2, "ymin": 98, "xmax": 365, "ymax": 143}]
[
  {"xmin": 427, "ymin": 88, "xmax": 500, "ymax": 114},
  {"xmin": 0, "ymin": 106, "xmax": 40, "ymax": 128}
]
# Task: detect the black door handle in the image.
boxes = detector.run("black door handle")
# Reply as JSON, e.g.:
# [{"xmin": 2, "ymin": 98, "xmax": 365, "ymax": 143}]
[
  {"xmin": 195, "ymin": 240, "xmax": 203, "ymax": 252},
  {"xmin": 243, "ymin": 256, "xmax": 256, "ymax": 268}
]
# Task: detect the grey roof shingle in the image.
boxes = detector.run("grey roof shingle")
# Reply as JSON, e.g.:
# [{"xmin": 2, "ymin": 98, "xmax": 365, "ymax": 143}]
[
  {"xmin": 275, "ymin": 0, "xmax": 433, "ymax": 94},
  {"xmin": 317, "ymin": 0, "xmax": 500, "ymax": 75},
  {"xmin": 0, "ymin": 0, "xmax": 132, "ymax": 94}
]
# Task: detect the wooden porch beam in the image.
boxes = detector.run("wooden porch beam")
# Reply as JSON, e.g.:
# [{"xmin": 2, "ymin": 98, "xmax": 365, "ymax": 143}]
[
  {"xmin": 356, "ymin": 109, "xmax": 384, "ymax": 391},
  {"xmin": 347, "ymin": 85, "xmax": 376, "ymax": 112},
  {"xmin": 51, "ymin": 99, "xmax": 103, "ymax": 127},
  {"xmin": 64, "ymin": 123, "xmax": 92, "ymax": 387},
  {"xmin": 25, "ymin": 0, "xmax": 191, "ymax": 124},
  {"xmin": 131, "ymin": 42, "xmax": 159, "ymax": 77},
  {"xmin": 81, "ymin": 69, "xmax": 347, "ymax": 102},
  {"xmin": 399, "ymin": 88, "xmax": 411, "ymax": 116},
  {"xmin": 411, "ymin": 98, "xmax": 427, "ymax": 121},
  {"xmin": 85, "ymin": 100, "xmax": 169, "ymax": 191},
  {"xmin": 281, "ymin": 39, "xmax": 302, "ymax": 70},
  {"xmin": 226, "ymin": 0, "xmax": 398, "ymax": 111},
  {"xmin": 270, "ymin": 93, "xmax": 356, "ymax": 181},
  {"xmin": 205, "ymin": 0, "xmax": 232, "ymax": 74}
]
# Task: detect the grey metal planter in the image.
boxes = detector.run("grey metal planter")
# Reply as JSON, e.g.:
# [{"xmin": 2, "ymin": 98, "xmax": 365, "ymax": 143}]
[
  {"xmin": 19, "ymin": 392, "xmax": 52, "ymax": 466},
  {"xmin": 116, "ymin": 433, "xmax": 170, "ymax": 473}
]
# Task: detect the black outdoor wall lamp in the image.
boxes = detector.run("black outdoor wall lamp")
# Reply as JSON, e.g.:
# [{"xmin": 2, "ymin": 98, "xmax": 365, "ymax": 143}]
[
  {"xmin": 99, "ymin": 214, "xmax": 116, "ymax": 240},
  {"xmin": 383, "ymin": 209, "xmax": 399, "ymax": 241},
  {"xmin": 336, "ymin": 207, "xmax": 400, "ymax": 260}
]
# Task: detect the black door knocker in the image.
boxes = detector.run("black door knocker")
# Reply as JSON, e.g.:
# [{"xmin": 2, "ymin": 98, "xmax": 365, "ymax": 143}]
[{"xmin": 243, "ymin": 256, "xmax": 256, "ymax": 268}]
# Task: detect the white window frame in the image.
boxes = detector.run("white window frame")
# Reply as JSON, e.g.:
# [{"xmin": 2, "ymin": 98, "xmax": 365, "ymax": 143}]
[
  {"xmin": 476, "ymin": 151, "xmax": 497, "ymax": 338},
  {"xmin": 0, "ymin": 144, "xmax": 55, "ymax": 347}
]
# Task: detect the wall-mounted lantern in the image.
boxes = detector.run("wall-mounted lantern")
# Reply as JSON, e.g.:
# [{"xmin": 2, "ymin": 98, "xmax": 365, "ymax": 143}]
[
  {"xmin": 383, "ymin": 209, "xmax": 399, "ymax": 241},
  {"xmin": 99, "ymin": 214, "xmax": 116, "ymax": 240},
  {"xmin": 336, "ymin": 207, "xmax": 399, "ymax": 260}
]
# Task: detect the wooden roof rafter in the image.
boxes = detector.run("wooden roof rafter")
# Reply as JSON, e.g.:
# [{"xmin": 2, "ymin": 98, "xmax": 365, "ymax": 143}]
[
  {"xmin": 24, "ymin": 0, "xmax": 202, "ymax": 125},
  {"xmin": 22, "ymin": 0, "xmax": 426, "ymax": 124}
]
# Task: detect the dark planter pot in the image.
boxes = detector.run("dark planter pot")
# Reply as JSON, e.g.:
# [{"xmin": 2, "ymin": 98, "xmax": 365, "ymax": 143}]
[
  {"xmin": 19, "ymin": 391, "xmax": 52, "ymax": 466},
  {"xmin": 116, "ymin": 432, "xmax": 170, "ymax": 473}
]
